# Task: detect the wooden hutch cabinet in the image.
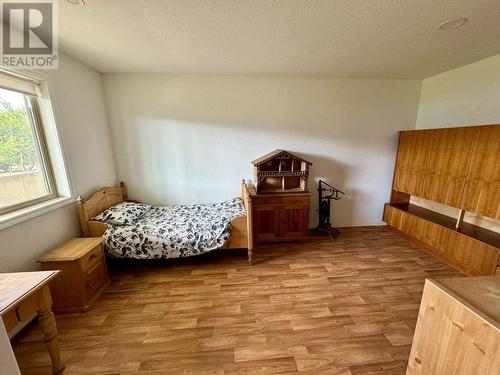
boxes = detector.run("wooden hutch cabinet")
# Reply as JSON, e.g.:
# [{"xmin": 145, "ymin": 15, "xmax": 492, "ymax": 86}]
[{"xmin": 250, "ymin": 150, "xmax": 312, "ymax": 243}]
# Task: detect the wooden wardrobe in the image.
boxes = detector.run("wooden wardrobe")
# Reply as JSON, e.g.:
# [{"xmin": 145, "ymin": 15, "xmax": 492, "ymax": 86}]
[{"xmin": 384, "ymin": 124, "xmax": 500, "ymax": 276}]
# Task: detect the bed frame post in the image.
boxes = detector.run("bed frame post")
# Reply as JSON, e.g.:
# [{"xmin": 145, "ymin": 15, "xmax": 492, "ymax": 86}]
[
  {"xmin": 76, "ymin": 196, "xmax": 90, "ymax": 237},
  {"xmin": 120, "ymin": 181, "xmax": 128, "ymax": 201},
  {"xmin": 242, "ymin": 179, "xmax": 254, "ymax": 265}
]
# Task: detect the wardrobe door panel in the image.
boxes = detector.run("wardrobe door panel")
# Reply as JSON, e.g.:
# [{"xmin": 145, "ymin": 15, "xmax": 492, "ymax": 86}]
[
  {"xmin": 394, "ymin": 127, "xmax": 477, "ymax": 208},
  {"xmin": 393, "ymin": 131, "xmax": 412, "ymax": 193},
  {"xmin": 461, "ymin": 125, "xmax": 500, "ymax": 219},
  {"xmin": 393, "ymin": 130, "xmax": 432, "ymax": 196},
  {"xmin": 413, "ymin": 130, "xmax": 434, "ymax": 197},
  {"xmin": 421, "ymin": 127, "xmax": 476, "ymax": 208}
]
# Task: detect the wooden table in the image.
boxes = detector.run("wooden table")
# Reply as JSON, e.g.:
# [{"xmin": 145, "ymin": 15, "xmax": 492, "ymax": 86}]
[{"xmin": 0, "ymin": 271, "xmax": 64, "ymax": 374}]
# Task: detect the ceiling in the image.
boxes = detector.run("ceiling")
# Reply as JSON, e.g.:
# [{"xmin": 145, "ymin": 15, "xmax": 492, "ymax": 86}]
[{"xmin": 58, "ymin": 0, "xmax": 500, "ymax": 78}]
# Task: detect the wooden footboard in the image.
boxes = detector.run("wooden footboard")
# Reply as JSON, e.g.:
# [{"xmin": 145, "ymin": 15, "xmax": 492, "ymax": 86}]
[
  {"xmin": 221, "ymin": 180, "xmax": 254, "ymax": 264},
  {"xmin": 243, "ymin": 180, "xmax": 254, "ymax": 264},
  {"xmin": 223, "ymin": 216, "xmax": 248, "ymax": 249}
]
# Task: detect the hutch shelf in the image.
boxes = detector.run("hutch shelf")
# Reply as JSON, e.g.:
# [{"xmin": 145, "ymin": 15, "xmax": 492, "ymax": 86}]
[{"xmin": 252, "ymin": 150, "xmax": 312, "ymax": 193}]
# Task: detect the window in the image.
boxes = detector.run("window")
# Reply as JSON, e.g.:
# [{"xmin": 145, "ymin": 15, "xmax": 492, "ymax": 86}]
[{"xmin": 0, "ymin": 72, "xmax": 56, "ymax": 214}]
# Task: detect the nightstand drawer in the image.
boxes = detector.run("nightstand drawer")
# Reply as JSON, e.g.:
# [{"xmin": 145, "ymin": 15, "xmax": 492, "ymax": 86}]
[
  {"xmin": 85, "ymin": 261, "xmax": 107, "ymax": 299},
  {"xmin": 81, "ymin": 244, "xmax": 103, "ymax": 271}
]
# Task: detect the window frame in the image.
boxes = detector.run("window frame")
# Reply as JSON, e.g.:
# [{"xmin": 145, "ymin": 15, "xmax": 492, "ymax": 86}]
[{"xmin": 0, "ymin": 86, "xmax": 58, "ymax": 215}]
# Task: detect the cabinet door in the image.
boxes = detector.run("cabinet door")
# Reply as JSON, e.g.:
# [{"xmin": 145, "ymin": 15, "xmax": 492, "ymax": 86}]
[
  {"xmin": 393, "ymin": 131, "xmax": 414, "ymax": 194},
  {"xmin": 85, "ymin": 261, "xmax": 107, "ymax": 302},
  {"xmin": 407, "ymin": 281, "xmax": 500, "ymax": 375},
  {"xmin": 421, "ymin": 127, "xmax": 476, "ymax": 208},
  {"xmin": 253, "ymin": 205, "xmax": 280, "ymax": 241},
  {"xmin": 394, "ymin": 128, "xmax": 476, "ymax": 207},
  {"xmin": 461, "ymin": 125, "xmax": 500, "ymax": 219},
  {"xmin": 279, "ymin": 204, "xmax": 309, "ymax": 239},
  {"xmin": 465, "ymin": 240, "xmax": 500, "ymax": 276},
  {"xmin": 393, "ymin": 130, "xmax": 433, "ymax": 197}
]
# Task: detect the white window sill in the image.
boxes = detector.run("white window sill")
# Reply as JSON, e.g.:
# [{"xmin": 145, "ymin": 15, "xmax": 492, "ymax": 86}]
[{"xmin": 0, "ymin": 196, "xmax": 74, "ymax": 230}]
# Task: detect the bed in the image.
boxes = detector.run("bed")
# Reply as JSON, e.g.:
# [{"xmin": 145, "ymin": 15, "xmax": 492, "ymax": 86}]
[{"xmin": 76, "ymin": 181, "xmax": 254, "ymax": 263}]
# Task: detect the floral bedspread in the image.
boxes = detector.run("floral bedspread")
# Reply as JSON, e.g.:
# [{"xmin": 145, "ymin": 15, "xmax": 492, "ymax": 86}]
[{"xmin": 103, "ymin": 198, "xmax": 246, "ymax": 259}]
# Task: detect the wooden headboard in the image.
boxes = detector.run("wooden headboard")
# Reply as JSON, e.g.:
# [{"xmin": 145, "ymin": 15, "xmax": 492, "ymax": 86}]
[{"xmin": 76, "ymin": 182, "xmax": 127, "ymax": 237}]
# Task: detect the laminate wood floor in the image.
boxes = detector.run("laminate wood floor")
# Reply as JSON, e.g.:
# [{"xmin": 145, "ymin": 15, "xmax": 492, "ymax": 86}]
[{"xmin": 12, "ymin": 227, "xmax": 462, "ymax": 375}]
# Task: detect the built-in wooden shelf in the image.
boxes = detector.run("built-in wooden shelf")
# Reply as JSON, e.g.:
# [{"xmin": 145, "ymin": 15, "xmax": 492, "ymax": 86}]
[
  {"xmin": 385, "ymin": 125, "xmax": 500, "ymax": 276},
  {"xmin": 389, "ymin": 203, "xmax": 500, "ymax": 248},
  {"xmin": 384, "ymin": 203, "xmax": 500, "ymax": 276}
]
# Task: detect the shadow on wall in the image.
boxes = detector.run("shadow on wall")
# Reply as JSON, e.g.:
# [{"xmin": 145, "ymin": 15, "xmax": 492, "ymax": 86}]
[
  {"xmin": 122, "ymin": 119, "xmax": 388, "ymax": 193},
  {"xmin": 116, "ymin": 118, "xmax": 396, "ymax": 227},
  {"xmin": 105, "ymin": 76, "xmax": 415, "ymax": 226}
]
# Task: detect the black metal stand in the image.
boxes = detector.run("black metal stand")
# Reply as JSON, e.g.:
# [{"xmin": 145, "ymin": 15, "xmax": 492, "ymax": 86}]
[{"xmin": 315, "ymin": 180, "xmax": 345, "ymax": 240}]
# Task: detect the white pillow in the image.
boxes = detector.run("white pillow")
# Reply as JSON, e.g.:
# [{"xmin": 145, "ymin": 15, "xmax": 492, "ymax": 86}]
[{"xmin": 91, "ymin": 202, "xmax": 151, "ymax": 226}]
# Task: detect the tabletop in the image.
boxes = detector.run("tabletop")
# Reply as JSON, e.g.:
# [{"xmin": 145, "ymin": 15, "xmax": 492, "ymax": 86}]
[
  {"xmin": 0, "ymin": 271, "xmax": 59, "ymax": 314},
  {"xmin": 434, "ymin": 275, "xmax": 500, "ymax": 324}
]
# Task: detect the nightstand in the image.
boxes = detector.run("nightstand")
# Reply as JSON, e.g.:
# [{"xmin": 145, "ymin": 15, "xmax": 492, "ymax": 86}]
[{"xmin": 38, "ymin": 238, "xmax": 110, "ymax": 314}]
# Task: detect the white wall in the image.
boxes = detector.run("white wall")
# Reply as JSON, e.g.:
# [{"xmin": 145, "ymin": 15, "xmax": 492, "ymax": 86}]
[
  {"xmin": 0, "ymin": 53, "xmax": 117, "ymax": 272},
  {"xmin": 413, "ymin": 54, "xmax": 500, "ymax": 232},
  {"xmin": 416, "ymin": 54, "xmax": 500, "ymax": 129},
  {"xmin": 103, "ymin": 75, "xmax": 421, "ymax": 227}
]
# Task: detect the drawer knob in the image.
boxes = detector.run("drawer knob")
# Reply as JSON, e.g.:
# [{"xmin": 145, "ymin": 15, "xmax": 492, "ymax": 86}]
[
  {"xmin": 89, "ymin": 254, "xmax": 97, "ymax": 260},
  {"xmin": 86, "ymin": 282, "xmax": 93, "ymax": 288}
]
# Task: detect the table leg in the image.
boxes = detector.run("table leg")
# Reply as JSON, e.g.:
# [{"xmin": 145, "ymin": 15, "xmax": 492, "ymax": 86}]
[{"xmin": 38, "ymin": 288, "xmax": 65, "ymax": 375}]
